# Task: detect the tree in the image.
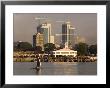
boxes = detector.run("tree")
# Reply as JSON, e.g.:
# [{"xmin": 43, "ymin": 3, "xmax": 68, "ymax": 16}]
[
  {"xmin": 14, "ymin": 41, "xmax": 32, "ymax": 51},
  {"xmin": 74, "ymin": 43, "xmax": 88, "ymax": 56},
  {"xmin": 34, "ymin": 46, "xmax": 42, "ymax": 54},
  {"xmin": 89, "ymin": 45, "xmax": 97, "ymax": 56},
  {"xmin": 44, "ymin": 43, "xmax": 56, "ymax": 54},
  {"xmin": 14, "ymin": 42, "xmax": 19, "ymax": 51}
]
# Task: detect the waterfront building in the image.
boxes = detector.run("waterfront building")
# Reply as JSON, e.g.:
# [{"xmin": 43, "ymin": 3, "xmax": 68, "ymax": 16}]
[
  {"xmin": 53, "ymin": 42, "xmax": 77, "ymax": 57},
  {"xmin": 62, "ymin": 22, "xmax": 75, "ymax": 48}
]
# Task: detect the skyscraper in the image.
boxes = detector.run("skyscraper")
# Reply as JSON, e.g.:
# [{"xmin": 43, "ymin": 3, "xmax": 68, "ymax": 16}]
[
  {"xmin": 62, "ymin": 22, "xmax": 75, "ymax": 48},
  {"xmin": 37, "ymin": 22, "xmax": 52, "ymax": 44}
]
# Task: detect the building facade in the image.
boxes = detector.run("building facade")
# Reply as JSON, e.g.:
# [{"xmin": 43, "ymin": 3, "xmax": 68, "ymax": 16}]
[
  {"xmin": 50, "ymin": 36, "xmax": 54, "ymax": 44},
  {"xmin": 62, "ymin": 22, "xmax": 75, "ymax": 48},
  {"xmin": 37, "ymin": 22, "xmax": 52, "ymax": 44},
  {"xmin": 53, "ymin": 42, "xmax": 77, "ymax": 57},
  {"xmin": 33, "ymin": 34, "xmax": 37, "ymax": 48},
  {"xmin": 33, "ymin": 33, "xmax": 44, "ymax": 49}
]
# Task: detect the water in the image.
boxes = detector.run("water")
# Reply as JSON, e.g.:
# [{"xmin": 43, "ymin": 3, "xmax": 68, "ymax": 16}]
[{"xmin": 13, "ymin": 62, "xmax": 97, "ymax": 75}]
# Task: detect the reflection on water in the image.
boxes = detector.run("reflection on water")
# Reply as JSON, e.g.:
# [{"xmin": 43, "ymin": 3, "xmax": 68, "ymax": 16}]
[{"xmin": 13, "ymin": 62, "xmax": 97, "ymax": 75}]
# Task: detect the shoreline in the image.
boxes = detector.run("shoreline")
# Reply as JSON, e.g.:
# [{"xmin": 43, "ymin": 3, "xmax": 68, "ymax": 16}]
[{"xmin": 13, "ymin": 57, "xmax": 97, "ymax": 62}]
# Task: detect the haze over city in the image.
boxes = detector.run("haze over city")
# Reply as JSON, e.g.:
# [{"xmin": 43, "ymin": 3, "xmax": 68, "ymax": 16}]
[{"xmin": 13, "ymin": 13, "xmax": 97, "ymax": 45}]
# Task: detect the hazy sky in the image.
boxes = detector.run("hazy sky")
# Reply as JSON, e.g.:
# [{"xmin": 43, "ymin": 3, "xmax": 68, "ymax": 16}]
[{"xmin": 14, "ymin": 13, "xmax": 97, "ymax": 45}]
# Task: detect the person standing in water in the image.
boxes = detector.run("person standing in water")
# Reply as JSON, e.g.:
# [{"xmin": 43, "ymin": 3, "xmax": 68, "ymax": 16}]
[{"xmin": 36, "ymin": 57, "xmax": 41, "ymax": 70}]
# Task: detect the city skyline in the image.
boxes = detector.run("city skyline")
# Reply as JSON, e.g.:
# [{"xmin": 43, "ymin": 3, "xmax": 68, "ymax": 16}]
[{"xmin": 14, "ymin": 13, "xmax": 97, "ymax": 45}]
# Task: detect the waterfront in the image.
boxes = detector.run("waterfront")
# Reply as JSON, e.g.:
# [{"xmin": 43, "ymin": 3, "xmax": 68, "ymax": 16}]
[{"xmin": 13, "ymin": 62, "xmax": 97, "ymax": 75}]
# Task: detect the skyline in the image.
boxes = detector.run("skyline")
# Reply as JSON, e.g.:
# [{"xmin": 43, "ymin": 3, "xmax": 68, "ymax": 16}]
[{"xmin": 13, "ymin": 13, "xmax": 97, "ymax": 45}]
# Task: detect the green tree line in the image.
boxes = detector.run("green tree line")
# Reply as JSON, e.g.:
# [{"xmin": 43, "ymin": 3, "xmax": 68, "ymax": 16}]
[{"xmin": 14, "ymin": 42, "xmax": 97, "ymax": 56}]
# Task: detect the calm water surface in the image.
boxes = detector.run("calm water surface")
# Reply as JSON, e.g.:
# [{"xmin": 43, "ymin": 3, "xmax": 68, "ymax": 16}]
[{"xmin": 13, "ymin": 62, "xmax": 97, "ymax": 75}]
